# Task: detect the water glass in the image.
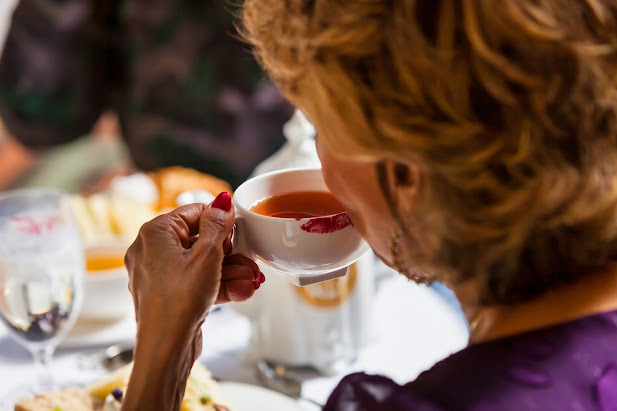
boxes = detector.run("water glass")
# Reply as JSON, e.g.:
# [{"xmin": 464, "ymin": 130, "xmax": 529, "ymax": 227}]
[{"xmin": 0, "ymin": 188, "xmax": 84, "ymax": 391}]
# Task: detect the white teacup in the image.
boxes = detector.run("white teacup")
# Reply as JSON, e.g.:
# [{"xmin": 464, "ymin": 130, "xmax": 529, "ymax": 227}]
[{"xmin": 232, "ymin": 168, "xmax": 370, "ymax": 286}]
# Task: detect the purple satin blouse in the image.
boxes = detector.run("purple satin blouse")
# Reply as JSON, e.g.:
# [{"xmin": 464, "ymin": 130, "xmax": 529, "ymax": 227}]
[{"xmin": 325, "ymin": 310, "xmax": 617, "ymax": 410}]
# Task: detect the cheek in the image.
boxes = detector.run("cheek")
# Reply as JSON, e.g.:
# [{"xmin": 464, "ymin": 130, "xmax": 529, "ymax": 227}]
[
  {"xmin": 317, "ymin": 145, "xmax": 393, "ymax": 257},
  {"xmin": 320, "ymin": 165, "xmax": 365, "ymax": 231},
  {"xmin": 321, "ymin": 167, "xmax": 340, "ymax": 197},
  {"xmin": 318, "ymin": 153, "xmax": 345, "ymax": 199},
  {"xmin": 316, "ymin": 137, "xmax": 347, "ymax": 192},
  {"xmin": 321, "ymin": 165, "xmax": 355, "ymax": 215}
]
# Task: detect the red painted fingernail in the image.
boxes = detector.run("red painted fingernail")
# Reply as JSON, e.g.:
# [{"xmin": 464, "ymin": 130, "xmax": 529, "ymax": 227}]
[
  {"xmin": 211, "ymin": 192, "xmax": 232, "ymax": 211},
  {"xmin": 259, "ymin": 273, "xmax": 266, "ymax": 283},
  {"xmin": 253, "ymin": 281, "xmax": 261, "ymax": 290}
]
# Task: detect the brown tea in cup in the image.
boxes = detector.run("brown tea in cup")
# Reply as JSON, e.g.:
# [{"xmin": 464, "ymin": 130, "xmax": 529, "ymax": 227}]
[{"xmin": 249, "ymin": 191, "xmax": 345, "ymax": 219}]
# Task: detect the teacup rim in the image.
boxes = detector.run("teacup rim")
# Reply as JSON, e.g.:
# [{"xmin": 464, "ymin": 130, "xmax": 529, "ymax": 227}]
[{"xmin": 233, "ymin": 167, "xmax": 347, "ymax": 222}]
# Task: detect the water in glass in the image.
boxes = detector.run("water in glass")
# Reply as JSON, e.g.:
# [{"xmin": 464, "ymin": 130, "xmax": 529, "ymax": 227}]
[{"xmin": 0, "ymin": 188, "xmax": 84, "ymax": 392}]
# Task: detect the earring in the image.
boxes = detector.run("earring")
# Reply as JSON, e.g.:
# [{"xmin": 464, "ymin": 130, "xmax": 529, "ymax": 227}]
[{"xmin": 389, "ymin": 226, "xmax": 431, "ymax": 284}]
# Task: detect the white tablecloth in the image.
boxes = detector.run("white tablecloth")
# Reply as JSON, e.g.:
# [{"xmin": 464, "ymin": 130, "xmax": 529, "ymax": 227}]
[{"xmin": 0, "ymin": 270, "xmax": 469, "ymax": 410}]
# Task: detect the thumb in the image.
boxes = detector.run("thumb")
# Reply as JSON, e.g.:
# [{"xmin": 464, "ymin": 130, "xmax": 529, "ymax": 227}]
[{"xmin": 195, "ymin": 192, "xmax": 235, "ymax": 250}]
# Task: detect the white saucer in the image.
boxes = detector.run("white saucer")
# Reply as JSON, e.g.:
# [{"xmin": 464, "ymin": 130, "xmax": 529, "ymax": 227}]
[
  {"xmin": 219, "ymin": 382, "xmax": 307, "ymax": 411},
  {"xmin": 61, "ymin": 314, "xmax": 136, "ymax": 349}
]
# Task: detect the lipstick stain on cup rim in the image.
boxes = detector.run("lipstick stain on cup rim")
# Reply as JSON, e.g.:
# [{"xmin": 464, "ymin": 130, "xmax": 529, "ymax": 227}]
[{"xmin": 300, "ymin": 212, "xmax": 351, "ymax": 234}]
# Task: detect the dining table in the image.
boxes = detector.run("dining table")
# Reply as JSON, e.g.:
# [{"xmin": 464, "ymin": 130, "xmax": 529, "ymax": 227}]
[
  {"xmin": 0, "ymin": 261, "xmax": 469, "ymax": 411},
  {"xmin": 0, "ymin": 128, "xmax": 469, "ymax": 410}
]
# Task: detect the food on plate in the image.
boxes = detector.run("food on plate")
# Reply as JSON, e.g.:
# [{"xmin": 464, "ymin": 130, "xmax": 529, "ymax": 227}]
[
  {"xmin": 108, "ymin": 172, "xmax": 159, "ymax": 206},
  {"xmin": 14, "ymin": 387, "xmax": 101, "ymax": 411},
  {"xmin": 148, "ymin": 167, "xmax": 232, "ymax": 211},
  {"xmin": 71, "ymin": 192, "xmax": 157, "ymax": 242},
  {"xmin": 89, "ymin": 361, "xmax": 231, "ymax": 411},
  {"xmin": 182, "ymin": 361, "xmax": 230, "ymax": 411},
  {"xmin": 14, "ymin": 361, "xmax": 230, "ymax": 411},
  {"xmin": 71, "ymin": 168, "xmax": 233, "ymax": 242}
]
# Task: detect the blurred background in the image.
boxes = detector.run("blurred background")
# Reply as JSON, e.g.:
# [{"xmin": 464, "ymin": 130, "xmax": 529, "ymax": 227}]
[
  {"xmin": 0, "ymin": 0, "xmax": 129, "ymax": 193},
  {"xmin": 0, "ymin": 0, "xmax": 292, "ymax": 194}
]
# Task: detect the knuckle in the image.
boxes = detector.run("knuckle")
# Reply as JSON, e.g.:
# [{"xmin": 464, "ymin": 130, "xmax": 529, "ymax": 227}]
[
  {"xmin": 123, "ymin": 253, "xmax": 131, "ymax": 271},
  {"xmin": 198, "ymin": 242, "xmax": 225, "ymax": 263},
  {"xmin": 139, "ymin": 217, "xmax": 160, "ymax": 237},
  {"xmin": 124, "ymin": 249, "xmax": 133, "ymax": 271},
  {"xmin": 203, "ymin": 216, "xmax": 228, "ymax": 232},
  {"xmin": 124, "ymin": 241, "xmax": 141, "ymax": 272},
  {"xmin": 144, "ymin": 212, "xmax": 171, "ymax": 231},
  {"xmin": 198, "ymin": 229, "xmax": 225, "ymax": 247}
]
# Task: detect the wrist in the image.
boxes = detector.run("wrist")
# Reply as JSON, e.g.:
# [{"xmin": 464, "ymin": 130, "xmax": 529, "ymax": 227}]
[{"xmin": 122, "ymin": 322, "xmax": 199, "ymax": 411}]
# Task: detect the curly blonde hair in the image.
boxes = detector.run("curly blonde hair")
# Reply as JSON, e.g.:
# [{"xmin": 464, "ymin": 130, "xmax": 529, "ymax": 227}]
[{"xmin": 241, "ymin": 0, "xmax": 617, "ymax": 304}]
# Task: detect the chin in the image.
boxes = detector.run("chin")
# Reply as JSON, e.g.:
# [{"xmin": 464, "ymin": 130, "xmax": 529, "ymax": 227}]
[
  {"xmin": 373, "ymin": 249, "xmax": 396, "ymax": 270},
  {"xmin": 345, "ymin": 210, "xmax": 364, "ymax": 234}
]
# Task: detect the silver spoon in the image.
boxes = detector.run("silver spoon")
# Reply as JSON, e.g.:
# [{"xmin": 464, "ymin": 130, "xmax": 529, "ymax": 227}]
[
  {"xmin": 255, "ymin": 359, "xmax": 302, "ymax": 398},
  {"xmin": 101, "ymin": 344, "xmax": 134, "ymax": 371},
  {"xmin": 255, "ymin": 359, "xmax": 323, "ymax": 407}
]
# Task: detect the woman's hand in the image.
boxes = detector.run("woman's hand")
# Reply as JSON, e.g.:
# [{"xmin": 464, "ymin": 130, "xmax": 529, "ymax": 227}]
[
  {"xmin": 125, "ymin": 192, "xmax": 261, "ymax": 332},
  {"xmin": 121, "ymin": 192, "xmax": 264, "ymax": 411}
]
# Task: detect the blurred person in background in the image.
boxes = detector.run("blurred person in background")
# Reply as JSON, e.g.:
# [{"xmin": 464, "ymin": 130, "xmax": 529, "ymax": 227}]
[{"xmin": 0, "ymin": 0, "xmax": 292, "ymax": 190}]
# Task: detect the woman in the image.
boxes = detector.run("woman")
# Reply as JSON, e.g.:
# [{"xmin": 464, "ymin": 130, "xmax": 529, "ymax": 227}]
[{"xmin": 121, "ymin": 0, "xmax": 617, "ymax": 409}]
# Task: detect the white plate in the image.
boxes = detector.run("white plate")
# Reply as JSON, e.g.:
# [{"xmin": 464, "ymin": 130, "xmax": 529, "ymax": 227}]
[
  {"xmin": 61, "ymin": 314, "xmax": 136, "ymax": 349},
  {"xmin": 218, "ymin": 382, "xmax": 305, "ymax": 411},
  {"xmin": 60, "ymin": 306, "xmax": 231, "ymax": 350}
]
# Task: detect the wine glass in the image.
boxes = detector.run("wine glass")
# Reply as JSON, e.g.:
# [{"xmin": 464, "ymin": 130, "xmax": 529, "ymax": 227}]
[{"xmin": 0, "ymin": 188, "xmax": 84, "ymax": 393}]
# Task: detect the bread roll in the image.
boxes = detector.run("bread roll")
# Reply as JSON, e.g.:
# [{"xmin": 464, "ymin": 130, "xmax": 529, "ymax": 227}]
[{"xmin": 148, "ymin": 167, "xmax": 232, "ymax": 210}]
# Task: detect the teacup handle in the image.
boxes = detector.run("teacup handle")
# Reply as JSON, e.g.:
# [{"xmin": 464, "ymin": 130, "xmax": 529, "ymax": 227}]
[
  {"xmin": 231, "ymin": 212, "xmax": 251, "ymax": 259},
  {"xmin": 228, "ymin": 212, "xmax": 262, "ymax": 319}
]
